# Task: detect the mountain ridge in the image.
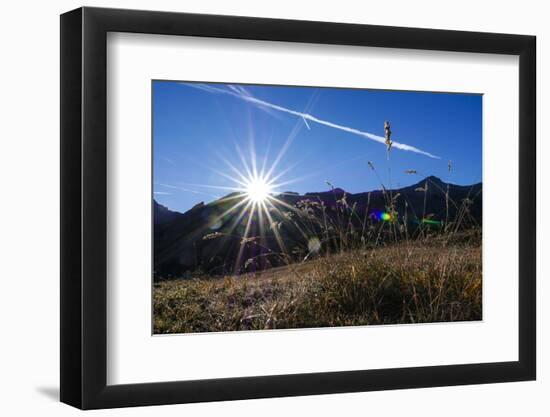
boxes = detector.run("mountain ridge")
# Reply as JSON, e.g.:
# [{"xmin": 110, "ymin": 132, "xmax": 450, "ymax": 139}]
[
  {"xmin": 154, "ymin": 176, "xmax": 482, "ymax": 279},
  {"xmin": 161, "ymin": 175, "xmax": 479, "ymax": 217}
]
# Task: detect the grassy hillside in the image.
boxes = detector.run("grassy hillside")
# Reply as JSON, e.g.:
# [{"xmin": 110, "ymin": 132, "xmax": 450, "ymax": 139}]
[{"xmin": 154, "ymin": 240, "xmax": 481, "ymax": 333}]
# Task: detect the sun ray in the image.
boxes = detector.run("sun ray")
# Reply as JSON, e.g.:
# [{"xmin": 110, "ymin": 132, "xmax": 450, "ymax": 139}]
[
  {"xmin": 264, "ymin": 116, "xmax": 303, "ymax": 180},
  {"xmin": 181, "ymin": 196, "xmax": 252, "ymax": 247},
  {"xmin": 260, "ymin": 200, "xmax": 288, "ymax": 256},
  {"xmin": 265, "ymin": 198, "xmax": 311, "ymax": 241},
  {"xmin": 235, "ymin": 143, "xmax": 254, "ymax": 181},
  {"xmin": 247, "ymin": 112, "xmax": 259, "ymax": 179},
  {"xmin": 266, "ymin": 162, "xmax": 299, "ymax": 186},
  {"xmin": 257, "ymin": 201, "xmax": 267, "ymax": 266},
  {"xmin": 204, "ymin": 199, "xmax": 255, "ymax": 270},
  {"xmin": 268, "ymin": 175, "xmax": 314, "ymax": 190},
  {"xmin": 176, "ymin": 150, "xmax": 251, "ymax": 189},
  {"xmin": 234, "ymin": 201, "xmax": 256, "ymax": 273},
  {"xmin": 223, "ymin": 199, "xmax": 254, "ymax": 235},
  {"xmin": 204, "ymin": 197, "xmax": 250, "ymax": 231},
  {"xmin": 176, "ymin": 182, "xmax": 245, "ymax": 193},
  {"xmin": 215, "ymin": 155, "xmax": 251, "ymax": 187},
  {"xmin": 268, "ymin": 195, "xmax": 307, "ymax": 216},
  {"xmin": 262, "ymin": 91, "xmax": 321, "ymax": 181},
  {"xmin": 155, "ymin": 182, "xmax": 221, "ymax": 199},
  {"xmin": 260, "ymin": 140, "xmax": 271, "ymax": 179}
]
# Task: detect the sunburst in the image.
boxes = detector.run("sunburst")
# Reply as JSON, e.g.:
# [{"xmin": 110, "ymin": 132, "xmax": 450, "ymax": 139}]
[
  {"xmin": 159, "ymin": 96, "xmax": 321, "ymax": 273},
  {"xmin": 244, "ymin": 176, "xmax": 273, "ymax": 204},
  {"xmin": 172, "ymin": 141, "xmax": 302, "ymax": 274}
]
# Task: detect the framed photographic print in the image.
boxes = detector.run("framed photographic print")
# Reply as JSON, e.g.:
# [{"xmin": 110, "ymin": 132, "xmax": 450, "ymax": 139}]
[{"xmin": 60, "ymin": 7, "xmax": 536, "ymax": 409}]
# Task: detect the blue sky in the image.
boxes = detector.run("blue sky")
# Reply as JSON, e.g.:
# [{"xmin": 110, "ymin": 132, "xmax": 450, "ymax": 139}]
[{"xmin": 153, "ymin": 81, "xmax": 482, "ymax": 214}]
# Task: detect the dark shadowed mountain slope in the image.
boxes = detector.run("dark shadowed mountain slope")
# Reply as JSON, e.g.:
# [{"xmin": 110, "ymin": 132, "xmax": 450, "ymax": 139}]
[
  {"xmin": 153, "ymin": 176, "xmax": 481, "ymax": 279},
  {"xmin": 154, "ymin": 200, "xmax": 184, "ymax": 225}
]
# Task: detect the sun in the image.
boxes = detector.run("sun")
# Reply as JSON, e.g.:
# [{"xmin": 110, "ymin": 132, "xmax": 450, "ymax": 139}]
[{"xmin": 245, "ymin": 177, "xmax": 273, "ymax": 204}]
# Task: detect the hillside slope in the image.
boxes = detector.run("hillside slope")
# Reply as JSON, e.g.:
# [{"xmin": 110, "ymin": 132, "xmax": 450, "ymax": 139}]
[{"xmin": 154, "ymin": 176, "xmax": 481, "ymax": 278}]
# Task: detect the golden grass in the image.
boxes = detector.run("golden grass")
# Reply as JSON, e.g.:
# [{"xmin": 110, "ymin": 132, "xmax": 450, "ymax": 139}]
[{"xmin": 154, "ymin": 242, "xmax": 481, "ymax": 334}]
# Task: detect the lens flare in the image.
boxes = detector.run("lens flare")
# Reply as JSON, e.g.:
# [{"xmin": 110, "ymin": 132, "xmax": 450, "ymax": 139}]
[
  {"xmin": 372, "ymin": 210, "xmax": 393, "ymax": 222},
  {"xmin": 422, "ymin": 218, "xmax": 441, "ymax": 226},
  {"xmin": 380, "ymin": 212, "xmax": 392, "ymax": 221}
]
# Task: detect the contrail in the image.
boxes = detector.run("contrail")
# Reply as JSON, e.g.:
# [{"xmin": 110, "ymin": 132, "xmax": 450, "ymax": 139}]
[
  {"xmin": 181, "ymin": 83, "xmax": 440, "ymax": 159},
  {"xmin": 302, "ymin": 116, "xmax": 311, "ymax": 130}
]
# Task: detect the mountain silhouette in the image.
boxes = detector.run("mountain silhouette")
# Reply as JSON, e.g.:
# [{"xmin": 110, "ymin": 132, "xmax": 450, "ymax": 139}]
[{"xmin": 154, "ymin": 176, "xmax": 481, "ymax": 279}]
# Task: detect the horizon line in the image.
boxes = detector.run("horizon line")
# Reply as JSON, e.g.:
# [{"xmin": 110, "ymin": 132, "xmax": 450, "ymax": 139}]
[{"xmin": 154, "ymin": 175, "xmax": 482, "ymax": 214}]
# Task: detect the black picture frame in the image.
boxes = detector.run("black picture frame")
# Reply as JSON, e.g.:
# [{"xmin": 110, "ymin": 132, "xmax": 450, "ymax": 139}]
[{"xmin": 60, "ymin": 6, "xmax": 536, "ymax": 410}]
